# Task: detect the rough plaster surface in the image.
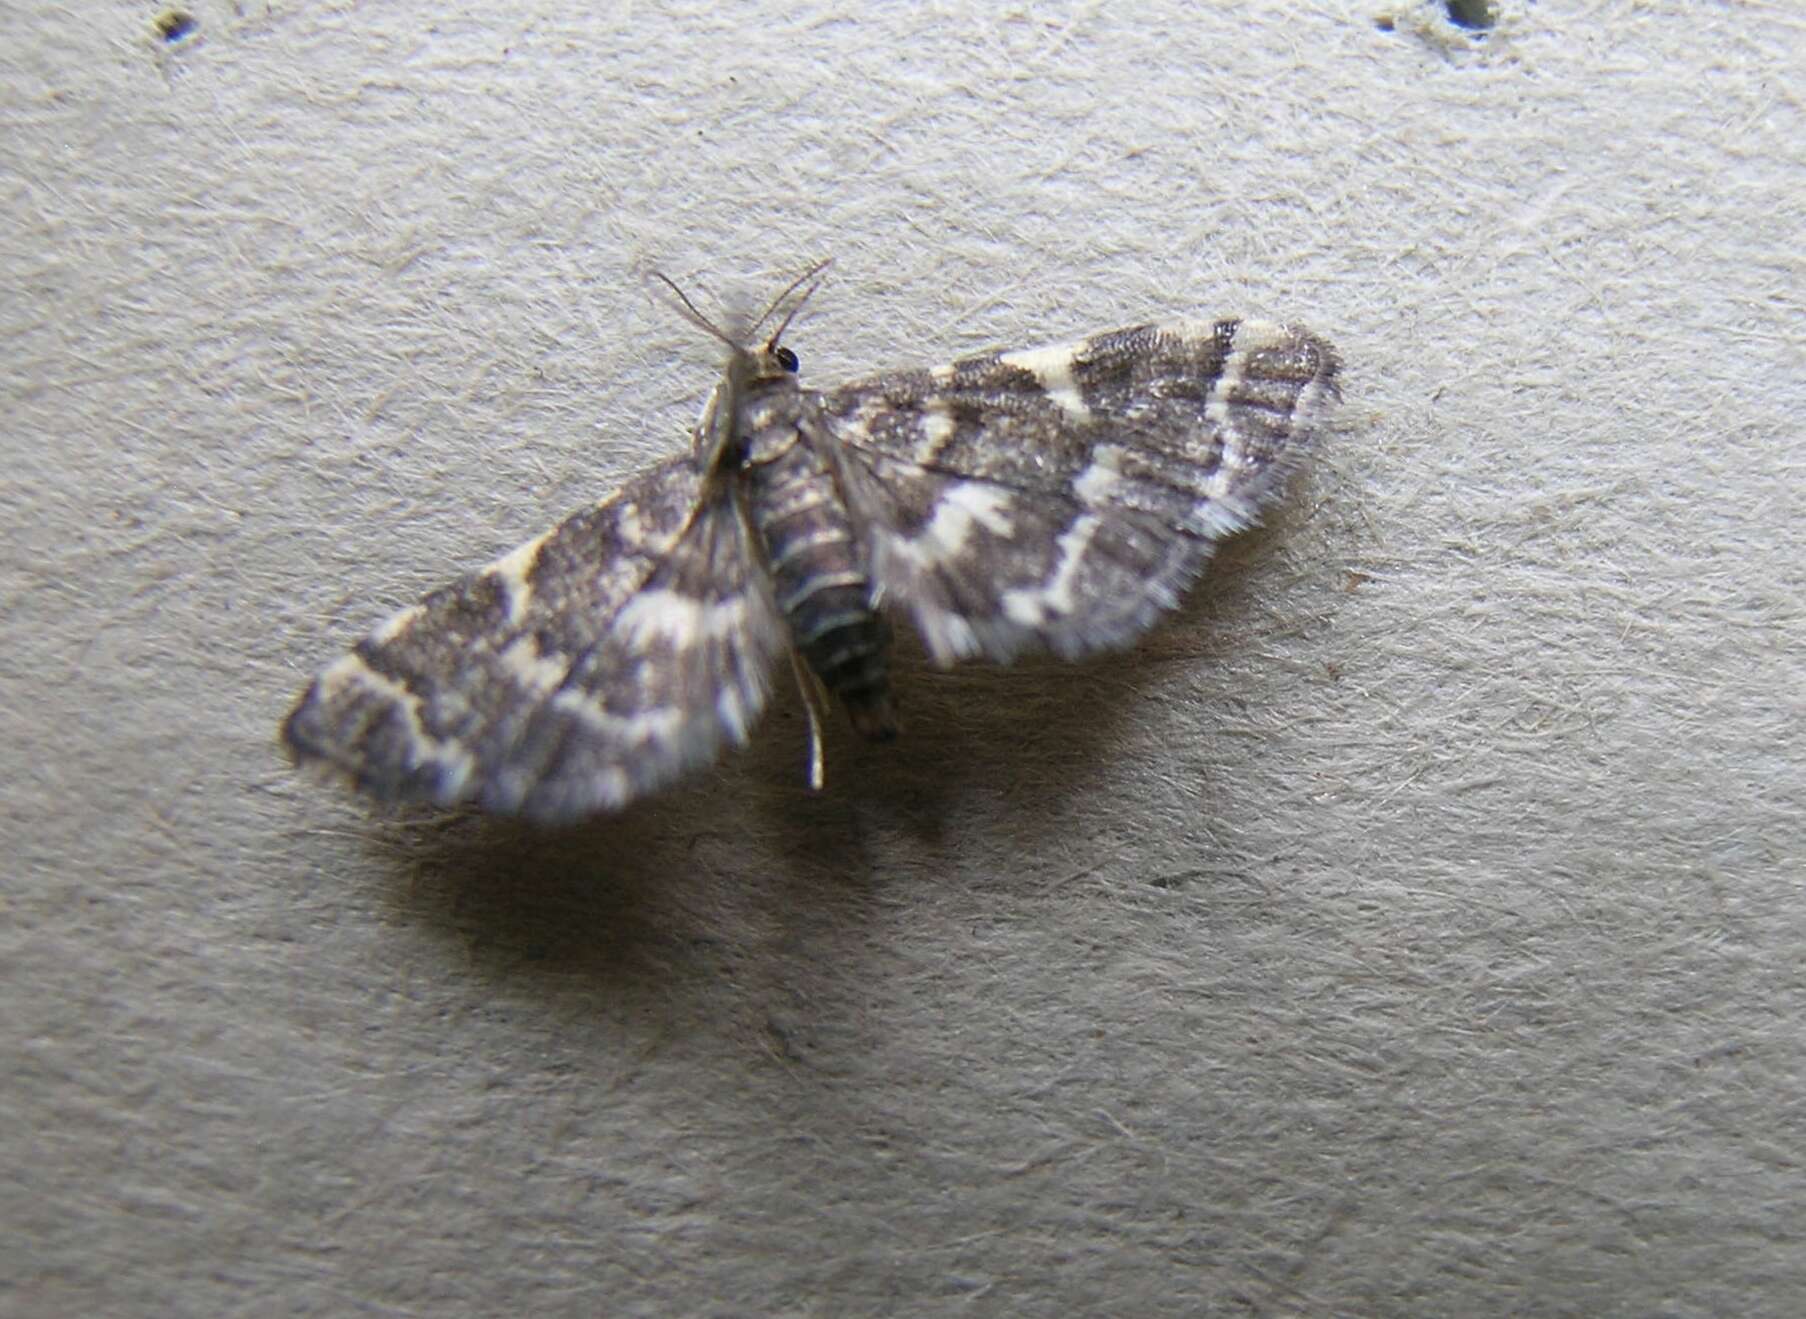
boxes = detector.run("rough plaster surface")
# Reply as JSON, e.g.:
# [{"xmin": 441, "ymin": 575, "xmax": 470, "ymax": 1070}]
[{"xmin": 5, "ymin": 2, "xmax": 1802, "ymax": 1314}]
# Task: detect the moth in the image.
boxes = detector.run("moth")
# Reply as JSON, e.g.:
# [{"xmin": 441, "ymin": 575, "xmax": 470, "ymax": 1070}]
[{"xmin": 282, "ymin": 266, "xmax": 1340, "ymax": 823}]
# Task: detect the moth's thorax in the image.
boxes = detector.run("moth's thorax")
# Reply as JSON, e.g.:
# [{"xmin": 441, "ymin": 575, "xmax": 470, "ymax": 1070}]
[
  {"xmin": 738, "ymin": 398, "xmax": 897, "ymax": 740},
  {"xmin": 693, "ymin": 347, "xmax": 801, "ymax": 468}
]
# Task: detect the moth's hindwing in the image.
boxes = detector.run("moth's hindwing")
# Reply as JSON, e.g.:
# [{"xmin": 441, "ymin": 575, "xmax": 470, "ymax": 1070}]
[
  {"xmin": 282, "ymin": 454, "xmax": 786, "ymax": 823},
  {"xmin": 816, "ymin": 318, "xmax": 1340, "ymax": 664}
]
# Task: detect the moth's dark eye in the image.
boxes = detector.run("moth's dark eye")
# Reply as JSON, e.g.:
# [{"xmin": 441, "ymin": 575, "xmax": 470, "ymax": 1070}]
[{"xmin": 775, "ymin": 346, "xmax": 799, "ymax": 373}]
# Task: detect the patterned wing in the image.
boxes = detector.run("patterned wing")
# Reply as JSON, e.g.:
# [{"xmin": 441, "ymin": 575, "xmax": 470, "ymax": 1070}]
[
  {"xmin": 816, "ymin": 319, "xmax": 1340, "ymax": 664},
  {"xmin": 282, "ymin": 455, "xmax": 787, "ymax": 823}
]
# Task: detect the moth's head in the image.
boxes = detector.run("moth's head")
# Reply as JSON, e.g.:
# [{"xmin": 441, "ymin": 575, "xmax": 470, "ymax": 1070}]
[
  {"xmin": 743, "ymin": 341, "xmax": 801, "ymax": 385},
  {"xmin": 651, "ymin": 261, "xmax": 829, "ymax": 386}
]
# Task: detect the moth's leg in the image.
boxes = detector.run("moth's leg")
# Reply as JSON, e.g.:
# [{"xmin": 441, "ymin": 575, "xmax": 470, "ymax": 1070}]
[{"xmin": 786, "ymin": 645, "xmax": 831, "ymax": 792}]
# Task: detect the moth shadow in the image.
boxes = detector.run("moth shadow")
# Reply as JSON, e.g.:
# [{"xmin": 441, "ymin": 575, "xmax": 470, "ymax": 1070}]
[
  {"xmin": 365, "ymin": 748, "xmax": 885, "ymax": 999},
  {"xmin": 373, "ymin": 527, "xmax": 1300, "ymax": 984},
  {"xmin": 760, "ymin": 538, "xmax": 1294, "ymax": 847},
  {"xmin": 365, "ymin": 809, "xmax": 683, "ymax": 986},
  {"xmin": 824, "ymin": 655, "xmax": 1142, "ymax": 838}
]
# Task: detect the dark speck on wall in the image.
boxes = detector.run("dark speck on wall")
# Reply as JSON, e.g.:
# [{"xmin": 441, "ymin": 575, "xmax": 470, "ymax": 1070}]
[
  {"xmin": 1444, "ymin": 0, "xmax": 1496, "ymax": 29},
  {"xmin": 156, "ymin": 10, "xmax": 199, "ymax": 44}
]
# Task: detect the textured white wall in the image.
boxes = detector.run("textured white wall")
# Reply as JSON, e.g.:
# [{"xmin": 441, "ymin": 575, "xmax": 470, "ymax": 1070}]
[{"xmin": 5, "ymin": 1, "xmax": 1802, "ymax": 1314}]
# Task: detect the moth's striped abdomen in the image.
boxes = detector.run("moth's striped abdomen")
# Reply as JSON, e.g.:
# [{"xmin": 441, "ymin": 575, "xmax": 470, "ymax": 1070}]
[{"xmin": 742, "ymin": 420, "xmax": 897, "ymax": 740}]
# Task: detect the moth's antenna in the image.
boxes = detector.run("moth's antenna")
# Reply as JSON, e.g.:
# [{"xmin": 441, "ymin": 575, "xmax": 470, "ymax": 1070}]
[
  {"xmin": 648, "ymin": 271, "xmax": 738, "ymax": 350},
  {"xmin": 749, "ymin": 259, "xmax": 832, "ymax": 341},
  {"xmin": 762, "ymin": 260, "xmax": 833, "ymax": 349}
]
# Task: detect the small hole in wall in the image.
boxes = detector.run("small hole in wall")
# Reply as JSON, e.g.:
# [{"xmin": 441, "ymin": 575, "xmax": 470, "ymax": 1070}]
[
  {"xmin": 156, "ymin": 10, "xmax": 199, "ymax": 44},
  {"xmin": 1444, "ymin": 0, "xmax": 1496, "ymax": 29}
]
